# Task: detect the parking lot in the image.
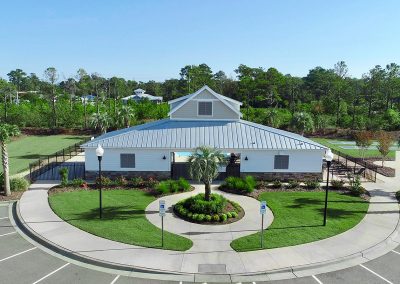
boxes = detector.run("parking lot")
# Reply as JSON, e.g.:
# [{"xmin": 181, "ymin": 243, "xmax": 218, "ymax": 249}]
[{"xmin": 1, "ymin": 202, "xmax": 399, "ymax": 284}]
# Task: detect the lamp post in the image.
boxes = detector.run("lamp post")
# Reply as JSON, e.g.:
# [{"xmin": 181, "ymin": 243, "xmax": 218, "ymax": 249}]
[
  {"xmin": 96, "ymin": 144, "xmax": 104, "ymax": 219},
  {"xmin": 323, "ymin": 148, "xmax": 334, "ymax": 226}
]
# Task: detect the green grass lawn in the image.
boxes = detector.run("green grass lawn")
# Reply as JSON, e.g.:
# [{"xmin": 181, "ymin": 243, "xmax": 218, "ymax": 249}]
[
  {"xmin": 230, "ymin": 191, "xmax": 369, "ymax": 251},
  {"xmin": 49, "ymin": 189, "xmax": 193, "ymax": 251},
  {"xmin": 7, "ymin": 135, "xmax": 88, "ymax": 175},
  {"xmin": 312, "ymin": 137, "xmax": 396, "ymax": 159}
]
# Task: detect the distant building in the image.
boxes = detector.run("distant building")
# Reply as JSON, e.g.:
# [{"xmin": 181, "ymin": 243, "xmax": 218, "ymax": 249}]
[
  {"xmin": 80, "ymin": 94, "xmax": 97, "ymax": 104},
  {"xmin": 121, "ymin": 88, "xmax": 163, "ymax": 104}
]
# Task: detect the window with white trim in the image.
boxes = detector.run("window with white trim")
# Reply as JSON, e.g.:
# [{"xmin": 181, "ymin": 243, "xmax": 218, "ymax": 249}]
[
  {"xmin": 274, "ymin": 155, "xmax": 289, "ymax": 169},
  {"xmin": 198, "ymin": 101, "xmax": 212, "ymax": 116},
  {"xmin": 120, "ymin": 154, "xmax": 135, "ymax": 168}
]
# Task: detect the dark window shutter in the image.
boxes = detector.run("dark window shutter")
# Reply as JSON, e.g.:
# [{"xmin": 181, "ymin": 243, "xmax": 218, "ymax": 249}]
[
  {"xmin": 120, "ymin": 154, "xmax": 135, "ymax": 168},
  {"xmin": 198, "ymin": 101, "xmax": 212, "ymax": 115},
  {"xmin": 274, "ymin": 155, "xmax": 289, "ymax": 169}
]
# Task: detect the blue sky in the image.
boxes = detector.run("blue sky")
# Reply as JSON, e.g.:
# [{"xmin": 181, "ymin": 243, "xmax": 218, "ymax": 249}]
[{"xmin": 0, "ymin": 0, "xmax": 399, "ymax": 81}]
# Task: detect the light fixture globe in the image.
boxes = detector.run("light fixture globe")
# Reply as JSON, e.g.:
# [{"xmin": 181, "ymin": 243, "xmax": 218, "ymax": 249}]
[
  {"xmin": 324, "ymin": 148, "xmax": 333, "ymax": 162},
  {"xmin": 96, "ymin": 144, "xmax": 104, "ymax": 157}
]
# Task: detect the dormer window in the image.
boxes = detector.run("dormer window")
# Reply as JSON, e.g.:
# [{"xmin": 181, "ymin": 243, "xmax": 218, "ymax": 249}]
[{"xmin": 198, "ymin": 101, "xmax": 213, "ymax": 116}]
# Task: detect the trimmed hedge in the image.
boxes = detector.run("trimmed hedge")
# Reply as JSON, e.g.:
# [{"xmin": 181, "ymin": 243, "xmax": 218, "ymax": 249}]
[{"xmin": 174, "ymin": 193, "xmax": 241, "ymax": 223}]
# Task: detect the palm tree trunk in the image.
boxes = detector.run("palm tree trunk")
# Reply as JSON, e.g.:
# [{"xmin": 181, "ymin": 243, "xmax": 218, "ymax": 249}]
[
  {"xmin": 1, "ymin": 142, "xmax": 11, "ymax": 196},
  {"xmin": 204, "ymin": 182, "xmax": 211, "ymax": 201}
]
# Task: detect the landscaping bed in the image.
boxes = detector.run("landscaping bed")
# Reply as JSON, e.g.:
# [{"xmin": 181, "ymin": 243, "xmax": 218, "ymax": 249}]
[{"xmin": 174, "ymin": 193, "xmax": 244, "ymax": 224}]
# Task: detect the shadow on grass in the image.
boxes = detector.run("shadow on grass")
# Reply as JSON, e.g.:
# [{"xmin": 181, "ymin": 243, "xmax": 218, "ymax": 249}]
[
  {"xmin": 14, "ymin": 154, "xmax": 43, "ymax": 160},
  {"xmin": 66, "ymin": 205, "xmax": 145, "ymax": 221}
]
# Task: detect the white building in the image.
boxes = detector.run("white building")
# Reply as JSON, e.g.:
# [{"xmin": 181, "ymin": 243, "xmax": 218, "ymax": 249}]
[
  {"xmin": 121, "ymin": 88, "xmax": 163, "ymax": 104},
  {"xmin": 82, "ymin": 86, "xmax": 326, "ymax": 180}
]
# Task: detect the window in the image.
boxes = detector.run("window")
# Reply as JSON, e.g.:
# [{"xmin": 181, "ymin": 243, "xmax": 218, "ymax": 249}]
[
  {"xmin": 120, "ymin": 154, "xmax": 135, "ymax": 168},
  {"xmin": 274, "ymin": 155, "xmax": 289, "ymax": 169},
  {"xmin": 198, "ymin": 101, "xmax": 212, "ymax": 116}
]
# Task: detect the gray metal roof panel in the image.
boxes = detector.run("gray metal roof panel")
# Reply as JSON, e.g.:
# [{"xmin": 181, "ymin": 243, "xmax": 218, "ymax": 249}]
[{"xmin": 81, "ymin": 119, "xmax": 326, "ymax": 150}]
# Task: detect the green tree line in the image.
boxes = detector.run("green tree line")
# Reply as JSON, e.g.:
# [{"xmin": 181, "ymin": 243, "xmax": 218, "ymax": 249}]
[{"xmin": 1, "ymin": 62, "xmax": 400, "ymax": 133}]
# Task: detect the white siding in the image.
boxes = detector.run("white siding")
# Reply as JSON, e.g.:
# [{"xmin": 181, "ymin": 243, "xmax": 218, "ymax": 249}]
[
  {"xmin": 240, "ymin": 150, "xmax": 324, "ymax": 173},
  {"xmin": 171, "ymin": 100, "xmax": 239, "ymax": 120},
  {"xmin": 85, "ymin": 148, "xmax": 171, "ymax": 172}
]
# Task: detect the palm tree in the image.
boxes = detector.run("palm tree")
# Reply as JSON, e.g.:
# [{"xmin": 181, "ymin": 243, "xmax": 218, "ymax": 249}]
[
  {"xmin": 188, "ymin": 146, "xmax": 226, "ymax": 201},
  {"xmin": 90, "ymin": 112, "xmax": 112, "ymax": 134},
  {"xmin": 117, "ymin": 105, "xmax": 135, "ymax": 128},
  {"xmin": 0, "ymin": 124, "xmax": 20, "ymax": 196}
]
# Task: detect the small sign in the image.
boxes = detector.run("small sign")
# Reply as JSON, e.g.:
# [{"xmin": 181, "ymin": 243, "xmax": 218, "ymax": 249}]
[
  {"xmin": 260, "ymin": 201, "xmax": 267, "ymax": 215},
  {"xmin": 159, "ymin": 200, "xmax": 166, "ymax": 217}
]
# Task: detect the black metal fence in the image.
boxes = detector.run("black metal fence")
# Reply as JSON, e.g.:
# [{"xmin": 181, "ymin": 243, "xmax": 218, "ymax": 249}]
[
  {"xmin": 331, "ymin": 148, "xmax": 378, "ymax": 182},
  {"xmin": 29, "ymin": 137, "xmax": 90, "ymax": 182}
]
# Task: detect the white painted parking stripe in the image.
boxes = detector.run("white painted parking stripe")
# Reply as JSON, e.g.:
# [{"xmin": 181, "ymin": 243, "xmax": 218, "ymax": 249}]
[
  {"xmin": 391, "ymin": 250, "xmax": 400, "ymax": 256},
  {"xmin": 0, "ymin": 247, "xmax": 36, "ymax": 262},
  {"xmin": 32, "ymin": 263, "xmax": 70, "ymax": 284},
  {"xmin": 0, "ymin": 231, "xmax": 16, "ymax": 237},
  {"xmin": 312, "ymin": 275, "xmax": 323, "ymax": 284},
  {"xmin": 359, "ymin": 264, "xmax": 393, "ymax": 284},
  {"xmin": 110, "ymin": 275, "xmax": 120, "ymax": 284},
  {"xmin": 0, "ymin": 217, "xmax": 8, "ymax": 220}
]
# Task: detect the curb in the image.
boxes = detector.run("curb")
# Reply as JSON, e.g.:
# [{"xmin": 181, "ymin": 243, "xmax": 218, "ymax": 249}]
[{"xmin": 13, "ymin": 197, "xmax": 400, "ymax": 283}]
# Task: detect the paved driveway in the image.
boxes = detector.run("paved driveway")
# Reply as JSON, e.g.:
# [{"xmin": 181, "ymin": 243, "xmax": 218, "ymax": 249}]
[{"xmin": 1, "ymin": 201, "xmax": 399, "ymax": 284}]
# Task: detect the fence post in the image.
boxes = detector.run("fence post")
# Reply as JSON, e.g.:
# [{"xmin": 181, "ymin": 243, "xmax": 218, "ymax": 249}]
[{"xmin": 63, "ymin": 149, "xmax": 65, "ymax": 162}]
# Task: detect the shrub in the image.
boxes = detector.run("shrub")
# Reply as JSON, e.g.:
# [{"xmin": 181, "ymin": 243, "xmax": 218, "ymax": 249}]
[
  {"xmin": 131, "ymin": 177, "xmax": 144, "ymax": 187},
  {"xmin": 183, "ymin": 193, "xmax": 227, "ymax": 214},
  {"xmin": 187, "ymin": 212, "xmax": 193, "ymax": 219},
  {"xmin": 145, "ymin": 177, "xmax": 158, "ymax": 188},
  {"xmin": 231, "ymin": 201, "xmax": 242, "ymax": 212},
  {"xmin": 59, "ymin": 167, "xmax": 69, "ymax": 186},
  {"xmin": 396, "ymin": 191, "xmax": 400, "ymax": 202},
  {"xmin": 348, "ymin": 174, "xmax": 365, "ymax": 196},
  {"xmin": 305, "ymin": 180, "xmax": 320, "ymax": 190},
  {"xmin": 230, "ymin": 211, "xmax": 238, "ymax": 218},
  {"xmin": 272, "ymin": 180, "xmax": 282, "ymax": 189},
  {"xmin": 205, "ymin": 215, "xmax": 212, "ymax": 222},
  {"xmin": 212, "ymin": 214, "xmax": 220, "ymax": 222},
  {"xmin": 192, "ymin": 213, "xmax": 199, "ymax": 221},
  {"xmin": 287, "ymin": 180, "xmax": 300, "ymax": 189},
  {"xmin": 95, "ymin": 176, "xmax": 112, "ymax": 186},
  {"xmin": 155, "ymin": 182, "xmax": 169, "ymax": 194},
  {"xmin": 177, "ymin": 177, "xmax": 191, "ymax": 192},
  {"xmin": 220, "ymin": 213, "xmax": 227, "ymax": 222},
  {"xmin": 115, "ymin": 176, "xmax": 128, "ymax": 186},
  {"xmin": 70, "ymin": 178, "xmax": 86, "ymax": 188},
  {"xmin": 197, "ymin": 214, "xmax": 205, "ymax": 221},
  {"xmin": 226, "ymin": 212, "xmax": 232, "ymax": 218},
  {"xmin": 10, "ymin": 177, "xmax": 29, "ymax": 192},
  {"xmin": 222, "ymin": 176, "xmax": 255, "ymax": 193},
  {"xmin": 331, "ymin": 179, "xmax": 345, "ymax": 190}
]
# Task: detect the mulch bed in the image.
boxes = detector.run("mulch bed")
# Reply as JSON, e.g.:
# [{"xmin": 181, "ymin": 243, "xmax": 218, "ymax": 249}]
[
  {"xmin": 219, "ymin": 185, "xmax": 370, "ymax": 201},
  {"xmin": 0, "ymin": 191, "xmax": 24, "ymax": 201}
]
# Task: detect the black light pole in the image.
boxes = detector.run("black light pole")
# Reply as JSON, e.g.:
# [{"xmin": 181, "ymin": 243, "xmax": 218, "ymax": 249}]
[
  {"xmin": 323, "ymin": 149, "xmax": 334, "ymax": 226},
  {"xmin": 96, "ymin": 144, "xmax": 104, "ymax": 219}
]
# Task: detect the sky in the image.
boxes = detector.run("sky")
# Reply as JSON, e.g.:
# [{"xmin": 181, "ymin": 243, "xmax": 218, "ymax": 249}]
[{"xmin": 0, "ymin": 0, "xmax": 399, "ymax": 82}]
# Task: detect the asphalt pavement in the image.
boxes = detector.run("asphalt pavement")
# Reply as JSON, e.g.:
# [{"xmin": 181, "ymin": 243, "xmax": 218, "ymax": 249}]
[{"xmin": 1, "ymin": 201, "xmax": 399, "ymax": 284}]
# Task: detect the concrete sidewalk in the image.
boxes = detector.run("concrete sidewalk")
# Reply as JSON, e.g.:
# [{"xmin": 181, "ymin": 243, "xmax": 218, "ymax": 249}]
[{"xmin": 17, "ymin": 180, "xmax": 400, "ymax": 280}]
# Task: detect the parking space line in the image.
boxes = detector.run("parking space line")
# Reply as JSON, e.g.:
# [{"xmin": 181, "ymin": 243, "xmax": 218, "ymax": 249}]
[
  {"xmin": 359, "ymin": 264, "xmax": 393, "ymax": 284},
  {"xmin": 110, "ymin": 275, "xmax": 120, "ymax": 284},
  {"xmin": 391, "ymin": 250, "xmax": 400, "ymax": 256},
  {"xmin": 0, "ymin": 231, "xmax": 16, "ymax": 237},
  {"xmin": 0, "ymin": 247, "xmax": 36, "ymax": 262},
  {"xmin": 32, "ymin": 263, "xmax": 70, "ymax": 284},
  {"xmin": 0, "ymin": 217, "xmax": 8, "ymax": 220},
  {"xmin": 312, "ymin": 275, "xmax": 323, "ymax": 284}
]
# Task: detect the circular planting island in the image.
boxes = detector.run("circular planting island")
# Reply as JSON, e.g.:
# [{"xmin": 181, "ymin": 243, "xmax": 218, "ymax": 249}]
[{"xmin": 174, "ymin": 193, "xmax": 244, "ymax": 224}]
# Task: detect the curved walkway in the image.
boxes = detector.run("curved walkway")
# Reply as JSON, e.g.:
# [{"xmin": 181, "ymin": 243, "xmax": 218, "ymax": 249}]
[
  {"xmin": 17, "ymin": 180, "xmax": 400, "ymax": 280},
  {"xmin": 145, "ymin": 185, "xmax": 274, "ymax": 255}
]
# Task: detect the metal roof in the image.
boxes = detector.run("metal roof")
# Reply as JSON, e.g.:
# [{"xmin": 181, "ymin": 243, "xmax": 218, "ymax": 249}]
[{"xmin": 82, "ymin": 119, "xmax": 326, "ymax": 151}]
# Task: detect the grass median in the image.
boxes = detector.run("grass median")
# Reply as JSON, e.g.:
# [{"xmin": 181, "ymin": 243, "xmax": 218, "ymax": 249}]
[
  {"xmin": 49, "ymin": 189, "xmax": 193, "ymax": 251},
  {"xmin": 230, "ymin": 191, "xmax": 369, "ymax": 251}
]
